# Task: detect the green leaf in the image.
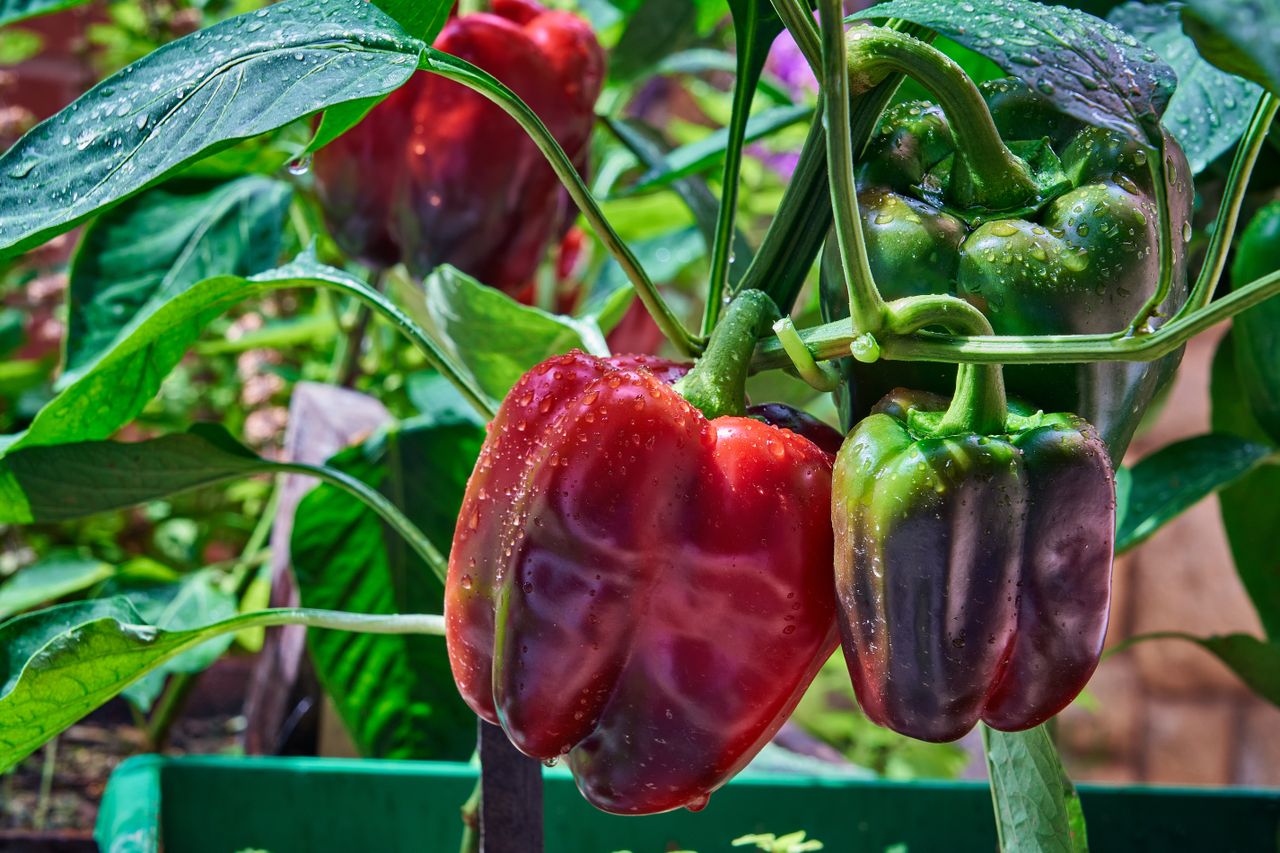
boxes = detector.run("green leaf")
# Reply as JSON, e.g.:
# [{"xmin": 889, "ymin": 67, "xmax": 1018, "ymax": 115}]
[
  {"xmin": 0, "ymin": 424, "xmax": 274, "ymax": 524},
  {"xmin": 851, "ymin": 0, "xmax": 1178, "ymax": 146},
  {"xmin": 0, "ymin": 597, "xmax": 240, "ymax": 772},
  {"xmin": 1195, "ymin": 634, "xmax": 1280, "ymax": 705},
  {"xmin": 371, "ymin": 0, "xmax": 452, "ymax": 44},
  {"xmin": 1211, "ymin": 337, "xmax": 1280, "ymax": 640},
  {"xmin": 1181, "ymin": 0, "xmax": 1280, "ymax": 96},
  {"xmin": 627, "ymin": 104, "xmax": 812, "ymax": 194},
  {"xmin": 118, "ymin": 571, "xmax": 239, "ymax": 711},
  {"xmin": 983, "ymin": 726, "xmax": 1089, "ymax": 853},
  {"xmin": 0, "ymin": 0, "xmax": 424, "ymax": 258},
  {"xmin": 1230, "ymin": 200, "xmax": 1280, "ymax": 445},
  {"xmin": 0, "ymin": 599, "xmax": 443, "ymax": 772},
  {"xmin": 394, "ymin": 265, "xmax": 612, "ymax": 401},
  {"xmin": 0, "ymin": 553, "xmax": 114, "ymax": 620},
  {"xmin": 0, "ymin": 252, "xmax": 413, "ymax": 461},
  {"xmin": 65, "ymin": 176, "xmax": 291, "ymax": 381},
  {"xmin": 0, "ymin": 0, "xmax": 86, "ymax": 27},
  {"xmin": 1108, "ymin": 2, "xmax": 1263, "ymax": 173},
  {"xmin": 1116, "ymin": 433, "xmax": 1274, "ymax": 552},
  {"xmin": 291, "ymin": 415, "xmax": 480, "ymax": 760},
  {"xmin": 609, "ymin": 0, "xmax": 702, "ymax": 82}
]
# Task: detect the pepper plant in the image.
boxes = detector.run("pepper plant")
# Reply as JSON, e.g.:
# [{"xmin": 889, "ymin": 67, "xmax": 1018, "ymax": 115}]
[{"xmin": 0, "ymin": 0, "xmax": 1279, "ymax": 848}]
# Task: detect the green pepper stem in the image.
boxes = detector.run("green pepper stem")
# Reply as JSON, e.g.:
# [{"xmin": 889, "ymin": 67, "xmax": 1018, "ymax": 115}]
[
  {"xmin": 886, "ymin": 296, "xmax": 1006, "ymax": 435},
  {"xmin": 845, "ymin": 28, "xmax": 1040, "ymax": 212},
  {"xmin": 675, "ymin": 290, "xmax": 780, "ymax": 419},
  {"xmin": 423, "ymin": 51, "xmax": 701, "ymax": 357},
  {"xmin": 769, "ymin": 0, "xmax": 821, "ymax": 74}
]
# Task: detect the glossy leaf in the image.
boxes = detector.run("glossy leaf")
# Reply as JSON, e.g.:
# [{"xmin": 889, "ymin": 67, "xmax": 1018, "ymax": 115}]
[
  {"xmin": 0, "ymin": 424, "xmax": 270, "ymax": 523},
  {"xmin": 372, "ymin": 0, "xmax": 452, "ymax": 44},
  {"xmin": 0, "ymin": 252, "xmax": 419, "ymax": 461},
  {"xmin": 983, "ymin": 726, "xmax": 1089, "ymax": 853},
  {"xmin": 119, "ymin": 571, "xmax": 238, "ymax": 711},
  {"xmin": 1182, "ymin": 0, "xmax": 1280, "ymax": 96},
  {"xmin": 65, "ymin": 176, "xmax": 291, "ymax": 380},
  {"xmin": 1116, "ymin": 433, "xmax": 1274, "ymax": 552},
  {"xmin": 0, "ymin": 598, "xmax": 243, "ymax": 772},
  {"xmin": 851, "ymin": 0, "xmax": 1177, "ymax": 146},
  {"xmin": 1211, "ymin": 338, "xmax": 1280, "ymax": 640},
  {"xmin": 1230, "ymin": 201, "xmax": 1280, "ymax": 444},
  {"xmin": 394, "ymin": 265, "xmax": 627, "ymax": 401},
  {"xmin": 0, "ymin": 0, "xmax": 85, "ymax": 26},
  {"xmin": 1108, "ymin": 2, "xmax": 1263, "ymax": 173},
  {"xmin": 0, "ymin": 553, "xmax": 114, "ymax": 620},
  {"xmin": 0, "ymin": 0, "xmax": 423, "ymax": 258},
  {"xmin": 627, "ymin": 104, "xmax": 812, "ymax": 194},
  {"xmin": 1195, "ymin": 634, "xmax": 1280, "ymax": 706},
  {"xmin": 291, "ymin": 414, "xmax": 480, "ymax": 760}
]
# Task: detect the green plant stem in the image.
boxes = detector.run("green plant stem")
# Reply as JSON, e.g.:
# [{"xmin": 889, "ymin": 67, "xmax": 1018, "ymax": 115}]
[
  {"xmin": 204, "ymin": 607, "xmax": 447, "ymax": 636},
  {"xmin": 423, "ymin": 51, "xmax": 700, "ymax": 356},
  {"xmin": 1129, "ymin": 142, "xmax": 1176, "ymax": 333},
  {"xmin": 844, "ymin": 28, "xmax": 1038, "ymax": 210},
  {"xmin": 769, "ymin": 0, "xmax": 821, "ymax": 74},
  {"xmin": 820, "ymin": 0, "xmax": 886, "ymax": 335},
  {"xmin": 145, "ymin": 671, "xmax": 201, "ymax": 752},
  {"xmin": 885, "ymin": 296, "xmax": 1005, "ymax": 435},
  {"xmin": 459, "ymin": 777, "xmax": 482, "ymax": 853},
  {"xmin": 277, "ymin": 461, "xmax": 448, "ymax": 585},
  {"xmin": 751, "ymin": 267, "xmax": 1280, "ymax": 369},
  {"xmin": 1181, "ymin": 92, "xmax": 1278, "ymax": 316}
]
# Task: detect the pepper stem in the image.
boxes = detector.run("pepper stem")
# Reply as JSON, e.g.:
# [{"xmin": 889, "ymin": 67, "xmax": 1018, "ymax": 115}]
[
  {"xmin": 846, "ymin": 28, "xmax": 1039, "ymax": 212},
  {"xmin": 886, "ymin": 295, "xmax": 1007, "ymax": 435},
  {"xmin": 675, "ymin": 290, "xmax": 780, "ymax": 419}
]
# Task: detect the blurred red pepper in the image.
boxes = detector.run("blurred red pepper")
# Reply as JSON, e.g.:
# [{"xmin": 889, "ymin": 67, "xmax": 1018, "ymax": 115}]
[
  {"xmin": 313, "ymin": 0, "xmax": 604, "ymax": 296},
  {"xmin": 446, "ymin": 292, "xmax": 840, "ymax": 814}
]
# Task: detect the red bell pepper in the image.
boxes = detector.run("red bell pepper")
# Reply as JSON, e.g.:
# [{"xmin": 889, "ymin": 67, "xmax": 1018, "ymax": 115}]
[
  {"xmin": 446, "ymin": 292, "xmax": 840, "ymax": 814},
  {"xmin": 313, "ymin": 0, "xmax": 604, "ymax": 297}
]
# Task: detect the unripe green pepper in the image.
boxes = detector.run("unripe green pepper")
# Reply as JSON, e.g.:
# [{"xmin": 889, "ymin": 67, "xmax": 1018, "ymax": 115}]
[{"xmin": 821, "ymin": 77, "xmax": 1193, "ymax": 458}]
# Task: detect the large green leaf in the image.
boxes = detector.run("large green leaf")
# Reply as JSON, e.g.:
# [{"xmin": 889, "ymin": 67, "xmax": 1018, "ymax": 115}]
[
  {"xmin": 0, "ymin": 598, "xmax": 440, "ymax": 772},
  {"xmin": 291, "ymin": 410, "xmax": 481, "ymax": 761},
  {"xmin": 65, "ymin": 176, "xmax": 291, "ymax": 380},
  {"xmin": 118, "ymin": 571, "xmax": 239, "ymax": 711},
  {"xmin": 983, "ymin": 726, "xmax": 1089, "ymax": 853},
  {"xmin": 851, "ymin": 0, "xmax": 1177, "ymax": 146},
  {"xmin": 396, "ymin": 265, "xmax": 629, "ymax": 401},
  {"xmin": 0, "ymin": 0, "xmax": 423, "ymax": 258},
  {"xmin": 372, "ymin": 0, "xmax": 452, "ymax": 44},
  {"xmin": 1211, "ymin": 338, "xmax": 1280, "ymax": 640},
  {"xmin": 0, "ymin": 424, "xmax": 268, "ymax": 523},
  {"xmin": 1116, "ymin": 433, "xmax": 1274, "ymax": 552},
  {"xmin": 1108, "ymin": 2, "xmax": 1263, "ymax": 173},
  {"xmin": 0, "ymin": 553, "xmax": 114, "ymax": 620},
  {"xmin": 0, "ymin": 252, "xmax": 424, "ymax": 460},
  {"xmin": 1230, "ymin": 200, "xmax": 1280, "ymax": 445},
  {"xmin": 1182, "ymin": 0, "xmax": 1280, "ymax": 96}
]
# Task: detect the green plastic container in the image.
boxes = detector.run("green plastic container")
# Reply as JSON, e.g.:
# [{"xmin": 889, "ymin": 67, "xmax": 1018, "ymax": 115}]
[{"xmin": 94, "ymin": 755, "xmax": 1280, "ymax": 852}]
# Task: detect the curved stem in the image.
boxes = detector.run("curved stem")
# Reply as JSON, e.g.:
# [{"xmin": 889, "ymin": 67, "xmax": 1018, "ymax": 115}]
[
  {"xmin": 1180, "ymin": 92, "xmax": 1278, "ymax": 316},
  {"xmin": 213, "ymin": 607, "xmax": 446, "ymax": 637},
  {"xmin": 820, "ymin": 0, "xmax": 886, "ymax": 335},
  {"xmin": 845, "ymin": 28, "xmax": 1039, "ymax": 210},
  {"xmin": 773, "ymin": 316, "xmax": 842, "ymax": 390},
  {"xmin": 886, "ymin": 296, "xmax": 1006, "ymax": 435},
  {"xmin": 423, "ymin": 51, "xmax": 699, "ymax": 356},
  {"xmin": 1129, "ymin": 141, "xmax": 1176, "ymax": 333},
  {"xmin": 750, "ymin": 267, "xmax": 1280, "ymax": 368},
  {"xmin": 675, "ymin": 290, "xmax": 779, "ymax": 418},
  {"xmin": 277, "ymin": 461, "xmax": 449, "ymax": 585}
]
